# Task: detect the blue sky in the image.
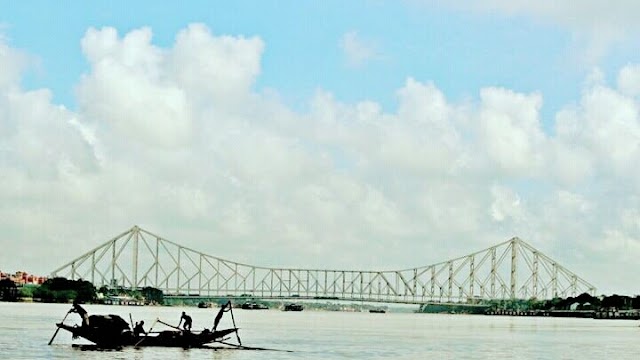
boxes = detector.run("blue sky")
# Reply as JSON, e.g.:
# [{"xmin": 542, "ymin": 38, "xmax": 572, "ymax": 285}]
[
  {"xmin": 5, "ymin": 1, "xmax": 632, "ymax": 125},
  {"xmin": 2, "ymin": 1, "xmax": 640, "ymax": 295}
]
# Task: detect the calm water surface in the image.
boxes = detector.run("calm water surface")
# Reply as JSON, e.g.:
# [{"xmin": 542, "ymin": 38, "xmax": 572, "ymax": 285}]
[{"xmin": 1, "ymin": 302, "xmax": 639, "ymax": 359}]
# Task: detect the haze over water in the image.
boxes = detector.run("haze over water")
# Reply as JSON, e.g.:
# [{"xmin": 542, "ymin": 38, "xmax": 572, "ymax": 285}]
[{"xmin": 1, "ymin": 302, "xmax": 639, "ymax": 359}]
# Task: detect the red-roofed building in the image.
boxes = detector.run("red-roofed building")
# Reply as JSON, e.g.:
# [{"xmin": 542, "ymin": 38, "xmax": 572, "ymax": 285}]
[{"xmin": 0, "ymin": 271, "xmax": 47, "ymax": 285}]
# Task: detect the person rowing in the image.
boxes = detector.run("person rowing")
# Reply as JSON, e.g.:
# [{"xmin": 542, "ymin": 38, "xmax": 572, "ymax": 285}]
[
  {"xmin": 178, "ymin": 311, "xmax": 192, "ymax": 331},
  {"xmin": 133, "ymin": 320, "xmax": 146, "ymax": 336},
  {"xmin": 69, "ymin": 300, "xmax": 89, "ymax": 327}
]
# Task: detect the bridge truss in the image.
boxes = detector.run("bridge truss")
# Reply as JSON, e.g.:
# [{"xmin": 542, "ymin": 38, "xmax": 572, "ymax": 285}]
[{"xmin": 51, "ymin": 226, "xmax": 596, "ymax": 303}]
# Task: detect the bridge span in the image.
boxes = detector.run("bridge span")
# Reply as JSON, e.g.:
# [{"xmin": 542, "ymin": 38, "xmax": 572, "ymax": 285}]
[{"xmin": 51, "ymin": 226, "xmax": 596, "ymax": 304}]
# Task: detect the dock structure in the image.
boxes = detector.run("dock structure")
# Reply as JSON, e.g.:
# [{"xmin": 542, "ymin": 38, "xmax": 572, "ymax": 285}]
[
  {"xmin": 485, "ymin": 309, "xmax": 640, "ymax": 320},
  {"xmin": 101, "ymin": 295, "xmax": 145, "ymax": 306}
]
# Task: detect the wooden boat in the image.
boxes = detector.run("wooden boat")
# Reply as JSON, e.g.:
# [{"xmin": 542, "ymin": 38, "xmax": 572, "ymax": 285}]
[
  {"xmin": 55, "ymin": 321, "xmax": 239, "ymax": 348},
  {"xmin": 51, "ymin": 302, "xmax": 241, "ymax": 349},
  {"xmin": 283, "ymin": 303, "xmax": 303, "ymax": 311}
]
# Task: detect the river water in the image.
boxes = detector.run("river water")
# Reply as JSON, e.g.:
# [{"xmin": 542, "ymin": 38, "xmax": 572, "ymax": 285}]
[{"xmin": 1, "ymin": 302, "xmax": 639, "ymax": 359}]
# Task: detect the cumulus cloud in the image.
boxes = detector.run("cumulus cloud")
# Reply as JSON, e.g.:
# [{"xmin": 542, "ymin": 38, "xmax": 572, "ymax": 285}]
[
  {"xmin": 339, "ymin": 31, "xmax": 378, "ymax": 68},
  {"xmin": 77, "ymin": 27, "xmax": 193, "ymax": 148},
  {"xmin": 477, "ymin": 87, "xmax": 546, "ymax": 176},
  {"xmin": 618, "ymin": 64, "xmax": 640, "ymax": 97},
  {"xmin": 490, "ymin": 185, "xmax": 523, "ymax": 222},
  {"xmin": 76, "ymin": 24, "xmax": 264, "ymax": 148},
  {"xmin": 0, "ymin": 39, "xmax": 29, "ymax": 91},
  {"xmin": 555, "ymin": 81, "xmax": 640, "ymax": 179},
  {"xmin": 2, "ymin": 24, "xmax": 640, "ymax": 293}
]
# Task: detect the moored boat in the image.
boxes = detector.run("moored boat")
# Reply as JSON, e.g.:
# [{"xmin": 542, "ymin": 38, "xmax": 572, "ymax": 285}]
[
  {"xmin": 369, "ymin": 308, "xmax": 386, "ymax": 313},
  {"xmin": 241, "ymin": 302, "xmax": 268, "ymax": 310},
  {"xmin": 197, "ymin": 301, "xmax": 212, "ymax": 308}
]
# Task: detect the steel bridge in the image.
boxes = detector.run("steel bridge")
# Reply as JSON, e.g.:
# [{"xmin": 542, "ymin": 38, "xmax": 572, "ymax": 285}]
[{"xmin": 50, "ymin": 226, "xmax": 596, "ymax": 304}]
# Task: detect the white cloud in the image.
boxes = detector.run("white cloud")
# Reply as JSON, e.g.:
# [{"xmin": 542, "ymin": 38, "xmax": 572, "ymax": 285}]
[
  {"xmin": 477, "ymin": 87, "xmax": 546, "ymax": 176},
  {"xmin": 423, "ymin": 0, "xmax": 640, "ymax": 63},
  {"xmin": 169, "ymin": 24, "xmax": 264, "ymax": 105},
  {"xmin": 447, "ymin": 0, "xmax": 640, "ymax": 33},
  {"xmin": 555, "ymin": 79, "xmax": 640, "ymax": 179},
  {"xmin": 618, "ymin": 64, "xmax": 640, "ymax": 97},
  {"xmin": 339, "ymin": 31, "xmax": 377, "ymax": 68},
  {"xmin": 545, "ymin": 140, "xmax": 593, "ymax": 186},
  {"xmin": 2, "ymin": 24, "xmax": 640, "ymax": 293},
  {"xmin": 77, "ymin": 27, "xmax": 192, "ymax": 148},
  {"xmin": 0, "ymin": 38, "xmax": 29, "ymax": 91},
  {"xmin": 76, "ymin": 24, "xmax": 265, "ymax": 149},
  {"xmin": 490, "ymin": 185, "xmax": 523, "ymax": 222}
]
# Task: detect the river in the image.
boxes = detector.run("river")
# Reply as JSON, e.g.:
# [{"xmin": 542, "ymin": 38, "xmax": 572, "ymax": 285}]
[{"xmin": 1, "ymin": 302, "xmax": 638, "ymax": 359}]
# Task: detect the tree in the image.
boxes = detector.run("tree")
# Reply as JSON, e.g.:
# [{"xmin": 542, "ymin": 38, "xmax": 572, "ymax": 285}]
[
  {"xmin": 98, "ymin": 285, "xmax": 110, "ymax": 295},
  {"xmin": 601, "ymin": 294, "xmax": 629, "ymax": 310},
  {"xmin": 19, "ymin": 284, "xmax": 37, "ymax": 298},
  {"xmin": 33, "ymin": 277, "xmax": 96, "ymax": 303},
  {"xmin": 141, "ymin": 287, "xmax": 164, "ymax": 304},
  {"xmin": 75, "ymin": 279, "xmax": 97, "ymax": 303},
  {"xmin": 0, "ymin": 279, "xmax": 19, "ymax": 302}
]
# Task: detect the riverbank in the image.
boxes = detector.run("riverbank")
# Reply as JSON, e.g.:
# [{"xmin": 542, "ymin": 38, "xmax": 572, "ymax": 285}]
[{"xmin": 485, "ymin": 308, "xmax": 640, "ymax": 320}]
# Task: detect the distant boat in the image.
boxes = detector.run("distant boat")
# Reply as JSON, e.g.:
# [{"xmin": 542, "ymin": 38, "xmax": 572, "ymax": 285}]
[
  {"xmin": 283, "ymin": 303, "xmax": 303, "ymax": 311},
  {"xmin": 198, "ymin": 302, "xmax": 212, "ymax": 308},
  {"xmin": 369, "ymin": 308, "xmax": 386, "ymax": 313},
  {"xmin": 241, "ymin": 302, "xmax": 268, "ymax": 310}
]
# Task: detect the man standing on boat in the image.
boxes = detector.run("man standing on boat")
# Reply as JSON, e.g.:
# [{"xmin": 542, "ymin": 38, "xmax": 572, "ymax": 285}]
[
  {"xmin": 69, "ymin": 300, "xmax": 89, "ymax": 327},
  {"xmin": 178, "ymin": 311, "xmax": 192, "ymax": 331}
]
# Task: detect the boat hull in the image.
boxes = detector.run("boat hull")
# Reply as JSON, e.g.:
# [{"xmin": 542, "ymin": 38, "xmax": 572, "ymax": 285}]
[{"xmin": 56, "ymin": 323, "xmax": 238, "ymax": 348}]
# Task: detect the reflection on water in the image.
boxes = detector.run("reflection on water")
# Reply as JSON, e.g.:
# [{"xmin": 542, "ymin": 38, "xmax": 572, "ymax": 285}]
[{"xmin": 1, "ymin": 302, "xmax": 639, "ymax": 359}]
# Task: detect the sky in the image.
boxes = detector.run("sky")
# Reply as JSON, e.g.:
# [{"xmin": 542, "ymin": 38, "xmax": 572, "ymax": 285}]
[{"xmin": 1, "ymin": 1, "xmax": 639, "ymax": 295}]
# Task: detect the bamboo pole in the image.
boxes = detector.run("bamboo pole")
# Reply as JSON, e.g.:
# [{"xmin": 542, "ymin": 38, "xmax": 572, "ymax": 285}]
[
  {"xmin": 48, "ymin": 311, "xmax": 71, "ymax": 345},
  {"xmin": 228, "ymin": 303, "xmax": 242, "ymax": 345}
]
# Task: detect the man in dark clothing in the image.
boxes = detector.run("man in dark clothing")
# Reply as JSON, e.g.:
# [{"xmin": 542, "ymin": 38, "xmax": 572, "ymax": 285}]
[
  {"xmin": 213, "ymin": 301, "xmax": 231, "ymax": 331},
  {"xmin": 70, "ymin": 301, "xmax": 90, "ymax": 327},
  {"xmin": 178, "ymin": 311, "xmax": 192, "ymax": 331},
  {"xmin": 133, "ymin": 320, "xmax": 146, "ymax": 336}
]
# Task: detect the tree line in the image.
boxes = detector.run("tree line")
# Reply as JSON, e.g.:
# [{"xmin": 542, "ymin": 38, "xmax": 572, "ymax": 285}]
[
  {"xmin": 3, "ymin": 278, "xmax": 637, "ymax": 311},
  {"xmin": 0, "ymin": 277, "xmax": 163, "ymax": 304},
  {"xmin": 483, "ymin": 292, "xmax": 640, "ymax": 311}
]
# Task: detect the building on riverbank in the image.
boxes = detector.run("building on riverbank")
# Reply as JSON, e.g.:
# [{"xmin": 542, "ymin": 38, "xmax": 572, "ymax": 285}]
[{"xmin": 0, "ymin": 271, "xmax": 47, "ymax": 285}]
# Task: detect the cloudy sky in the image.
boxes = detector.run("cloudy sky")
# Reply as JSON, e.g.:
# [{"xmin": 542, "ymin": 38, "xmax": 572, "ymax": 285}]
[{"xmin": 1, "ymin": 1, "xmax": 639, "ymax": 295}]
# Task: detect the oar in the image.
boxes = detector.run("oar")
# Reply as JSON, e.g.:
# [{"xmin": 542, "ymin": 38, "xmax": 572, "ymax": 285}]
[
  {"xmin": 48, "ymin": 311, "xmax": 71, "ymax": 345},
  {"xmin": 157, "ymin": 319, "xmax": 183, "ymax": 330},
  {"xmin": 216, "ymin": 340, "xmax": 293, "ymax": 352}
]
